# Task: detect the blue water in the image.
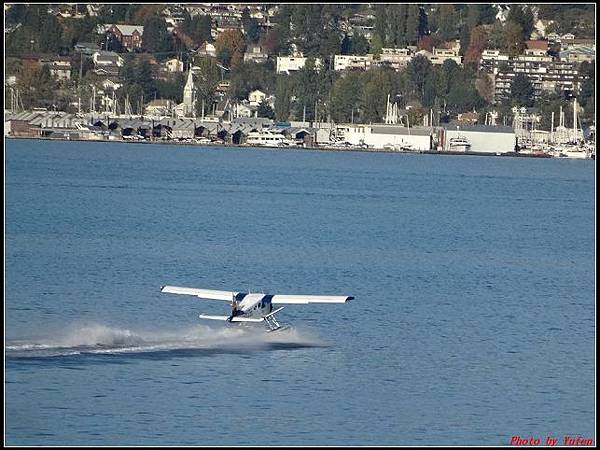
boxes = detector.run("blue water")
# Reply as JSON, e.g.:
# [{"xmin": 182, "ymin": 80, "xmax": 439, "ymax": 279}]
[{"xmin": 5, "ymin": 139, "xmax": 595, "ymax": 445}]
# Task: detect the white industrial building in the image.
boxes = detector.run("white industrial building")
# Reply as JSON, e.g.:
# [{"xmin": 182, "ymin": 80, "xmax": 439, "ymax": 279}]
[
  {"xmin": 337, "ymin": 124, "xmax": 433, "ymax": 150},
  {"xmin": 440, "ymin": 125, "xmax": 516, "ymax": 153}
]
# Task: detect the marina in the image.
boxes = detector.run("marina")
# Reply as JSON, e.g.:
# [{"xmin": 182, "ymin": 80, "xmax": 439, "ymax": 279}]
[{"xmin": 4, "ymin": 112, "xmax": 595, "ymax": 159}]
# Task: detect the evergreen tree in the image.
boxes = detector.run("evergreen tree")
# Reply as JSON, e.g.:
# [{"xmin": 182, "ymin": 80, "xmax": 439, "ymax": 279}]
[
  {"xmin": 341, "ymin": 35, "xmax": 352, "ymax": 55},
  {"xmin": 507, "ymin": 5, "xmax": 534, "ymax": 40},
  {"xmin": 352, "ymin": 33, "xmax": 369, "ymax": 55},
  {"xmin": 242, "ymin": 7, "xmax": 260, "ymax": 44},
  {"xmin": 182, "ymin": 13, "xmax": 213, "ymax": 46},
  {"xmin": 435, "ymin": 5, "xmax": 458, "ymax": 41},
  {"xmin": 405, "ymin": 4, "xmax": 421, "ymax": 45},
  {"xmin": 330, "ymin": 71, "xmax": 364, "ymax": 123},
  {"xmin": 510, "ymin": 73, "xmax": 535, "ymax": 107},
  {"xmin": 370, "ymin": 33, "xmax": 384, "ymax": 58},
  {"xmin": 143, "ymin": 16, "xmax": 171, "ymax": 54},
  {"xmin": 374, "ymin": 4, "xmax": 388, "ymax": 46},
  {"xmin": 275, "ymin": 76, "xmax": 292, "ymax": 121},
  {"xmin": 257, "ymin": 99, "xmax": 275, "ymax": 119}
]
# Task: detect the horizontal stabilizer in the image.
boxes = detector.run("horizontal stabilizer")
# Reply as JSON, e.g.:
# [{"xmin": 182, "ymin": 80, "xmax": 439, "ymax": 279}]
[{"xmin": 161, "ymin": 286, "xmax": 235, "ymax": 301}]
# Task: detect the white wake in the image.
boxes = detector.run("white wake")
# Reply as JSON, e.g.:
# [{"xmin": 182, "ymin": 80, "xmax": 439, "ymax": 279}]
[{"xmin": 5, "ymin": 322, "xmax": 326, "ymax": 358}]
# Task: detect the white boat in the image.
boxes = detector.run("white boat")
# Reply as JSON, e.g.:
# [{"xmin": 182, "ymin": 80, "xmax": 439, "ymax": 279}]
[
  {"xmin": 245, "ymin": 130, "xmax": 297, "ymax": 147},
  {"xmin": 448, "ymin": 136, "xmax": 471, "ymax": 152},
  {"xmin": 558, "ymin": 145, "xmax": 591, "ymax": 159}
]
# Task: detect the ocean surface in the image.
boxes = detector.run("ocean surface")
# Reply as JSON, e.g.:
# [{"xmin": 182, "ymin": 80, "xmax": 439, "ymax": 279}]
[{"xmin": 5, "ymin": 139, "xmax": 596, "ymax": 445}]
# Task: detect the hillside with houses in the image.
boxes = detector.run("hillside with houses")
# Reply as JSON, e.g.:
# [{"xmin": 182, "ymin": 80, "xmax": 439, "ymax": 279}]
[{"xmin": 4, "ymin": 3, "xmax": 596, "ymax": 155}]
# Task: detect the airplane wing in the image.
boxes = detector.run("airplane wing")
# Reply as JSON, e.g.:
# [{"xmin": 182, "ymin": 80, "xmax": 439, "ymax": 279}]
[
  {"xmin": 160, "ymin": 286, "xmax": 236, "ymax": 301},
  {"xmin": 271, "ymin": 295, "xmax": 353, "ymax": 304}
]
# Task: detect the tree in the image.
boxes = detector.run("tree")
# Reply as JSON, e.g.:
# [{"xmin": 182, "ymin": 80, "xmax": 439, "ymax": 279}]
[
  {"xmin": 330, "ymin": 71, "xmax": 364, "ymax": 123},
  {"xmin": 274, "ymin": 75, "xmax": 293, "ymax": 121},
  {"xmin": 475, "ymin": 73, "xmax": 495, "ymax": 105},
  {"xmin": 435, "ymin": 5, "xmax": 458, "ymax": 41},
  {"xmin": 464, "ymin": 26, "xmax": 488, "ymax": 68},
  {"xmin": 193, "ymin": 57, "xmax": 221, "ymax": 117},
  {"xmin": 257, "ymin": 99, "xmax": 275, "ymax": 119},
  {"xmin": 261, "ymin": 28, "xmax": 285, "ymax": 56},
  {"xmin": 154, "ymin": 73, "xmax": 185, "ymax": 103},
  {"xmin": 507, "ymin": 5, "xmax": 534, "ymax": 40},
  {"xmin": 215, "ymin": 29, "xmax": 246, "ymax": 68},
  {"xmin": 351, "ymin": 33, "xmax": 369, "ymax": 55},
  {"xmin": 143, "ymin": 16, "xmax": 171, "ymax": 54},
  {"xmin": 17, "ymin": 64, "xmax": 57, "ymax": 110},
  {"xmin": 504, "ymin": 21, "xmax": 525, "ymax": 57},
  {"xmin": 405, "ymin": 4, "xmax": 422, "ymax": 45},
  {"xmin": 406, "ymin": 55, "xmax": 433, "ymax": 102},
  {"xmin": 228, "ymin": 62, "xmax": 276, "ymax": 100},
  {"xmin": 181, "ymin": 13, "xmax": 212, "ymax": 46},
  {"xmin": 510, "ymin": 73, "xmax": 534, "ymax": 107},
  {"xmin": 374, "ymin": 4, "xmax": 388, "ymax": 46},
  {"xmin": 370, "ymin": 33, "xmax": 383, "ymax": 59},
  {"xmin": 242, "ymin": 8, "xmax": 260, "ymax": 44},
  {"xmin": 387, "ymin": 4, "xmax": 408, "ymax": 47}
]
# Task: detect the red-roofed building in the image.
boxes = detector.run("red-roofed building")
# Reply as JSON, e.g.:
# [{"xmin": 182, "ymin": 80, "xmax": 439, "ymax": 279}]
[{"xmin": 525, "ymin": 40, "xmax": 549, "ymax": 56}]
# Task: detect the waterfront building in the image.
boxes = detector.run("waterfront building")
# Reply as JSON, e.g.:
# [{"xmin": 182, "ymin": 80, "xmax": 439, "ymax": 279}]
[
  {"xmin": 337, "ymin": 124, "xmax": 433, "ymax": 151},
  {"xmin": 440, "ymin": 124, "xmax": 516, "ymax": 153}
]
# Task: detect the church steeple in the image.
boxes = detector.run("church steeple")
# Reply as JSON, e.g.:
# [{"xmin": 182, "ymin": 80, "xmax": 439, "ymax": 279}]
[{"xmin": 183, "ymin": 65, "xmax": 196, "ymax": 118}]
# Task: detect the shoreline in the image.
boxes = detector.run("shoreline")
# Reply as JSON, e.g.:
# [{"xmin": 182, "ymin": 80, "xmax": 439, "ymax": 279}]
[{"xmin": 4, "ymin": 135, "xmax": 584, "ymax": 159}]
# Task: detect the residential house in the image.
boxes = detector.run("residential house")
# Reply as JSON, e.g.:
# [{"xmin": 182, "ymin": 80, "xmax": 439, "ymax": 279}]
[
  {"xmin": 248, "ymin": 89, "xmax": 267, "ymax": 107},
  {"xmin": 334, "ymin": 54, "xmax": 372, "ymax": 71},
  {"xmin": 165, "ymin": 58, "xmax": 184, "ymax": 73},
  {"xmin": 197, "ymin": 41, "xmax": 217, "ymax": 58},
  {"xmin": 243, "ymin": 44, "xmax": 268, "ymax": 63},
  {"xmin": 377, "ymin": 48, "xmax": 414, "ymax": 70},
  {"xmin": 524, "ymin": 40, "xmax": 549, "ymax": 56},
  {"xmin": 93, "ymin": 51, "xmax": 124, "ymax": 67},
  {"xmin": 40, "ymin": 56, "xmax": 72, "ymax": 81},
  {"xmin": 427, "ymin": 47, "xmax": 462, "ymax": 65},
  {"xmin": 92, "ymin": 51, "xmax": 124, "ymax": 76},
  {"xmin": 104, "ymin": 24, "xmax": 144, "ymax": 50},
  {"xmin": 276, "ymin": 56, "xmax": 323, "ymax": 74},
  {"xmin": 74, "ymin": 42, "xmax": 101, "ymax": 56},
  {"xmin": 479, "ymin": 49, "xmax": 510, "ymax": 71}
]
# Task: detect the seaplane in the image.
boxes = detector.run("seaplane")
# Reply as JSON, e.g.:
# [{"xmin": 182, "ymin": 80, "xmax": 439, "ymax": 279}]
[{"xmin": 160, "ymin": 285, "xmax": 354, "ymax": 331}]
